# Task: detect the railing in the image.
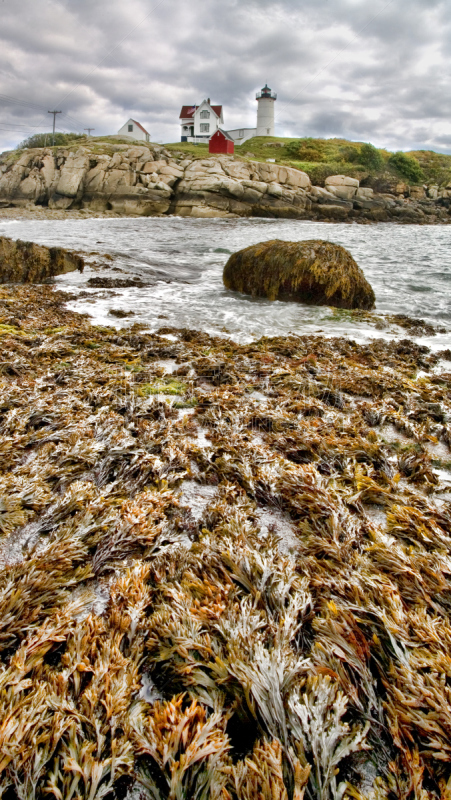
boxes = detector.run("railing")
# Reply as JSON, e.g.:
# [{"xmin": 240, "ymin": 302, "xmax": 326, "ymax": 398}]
[
  {"xmin": 187, "ymin": 136, "xmax": 211, "ymax": 144},
  {"xmin": 256, "ymin": 90, "xmax": 277, "ymax": 100}
]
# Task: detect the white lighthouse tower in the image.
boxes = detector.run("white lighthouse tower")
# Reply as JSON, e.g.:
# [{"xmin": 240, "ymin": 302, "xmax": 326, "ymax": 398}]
[{"xmin": 256, "ymin": 84, "xmax": 277, "ymax": 137}]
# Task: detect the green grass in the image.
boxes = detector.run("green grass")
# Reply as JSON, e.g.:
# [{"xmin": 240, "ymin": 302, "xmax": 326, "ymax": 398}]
[
  {"xmin": 164, "ymin": 142, "xmax": 210, "ymax": 159},
  {"xmin": 165, "ymin": 135, "xmax": 451, "ymax": 187}
]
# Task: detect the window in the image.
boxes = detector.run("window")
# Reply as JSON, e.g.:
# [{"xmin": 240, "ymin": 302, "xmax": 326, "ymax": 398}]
[
  {"xmin": 267, "ymin": 128, "xmax": 270, "ymax": 134},
  {"xmin": 239, "ymin": 129, "xmax": 244, "ymax": 137},
  {"xmin": 128, "ymin": 124, "xmax": 133, "ymax": 132},
  {"xmin": 200, "ymin": 123, "xmax": 210, "ymax": 132},
  {"xmin": 146, "ymin": 134, "xmax": 149, "ymax": 141},
  {"xmin": 200, "ymin": 110, "xmax": 210, "ymax": 119}
]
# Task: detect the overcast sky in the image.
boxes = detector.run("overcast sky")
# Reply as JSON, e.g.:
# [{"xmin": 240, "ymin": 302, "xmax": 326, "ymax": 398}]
[{"xmin": 0, "ymin": 0, "xmax": 450, "ymax": 153}]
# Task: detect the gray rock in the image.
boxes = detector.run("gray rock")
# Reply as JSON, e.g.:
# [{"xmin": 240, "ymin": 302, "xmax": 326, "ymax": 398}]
[
  {"xmin": 325, "ymin": 174, "xmax": 359, "ymax": 187},
  {"xmin": 326, "ymin": 184, "xmax": 358, "ymax": 201},
  {"xmin": 0, "ymin": 143, "xmax": 447, "ymax": 224}
]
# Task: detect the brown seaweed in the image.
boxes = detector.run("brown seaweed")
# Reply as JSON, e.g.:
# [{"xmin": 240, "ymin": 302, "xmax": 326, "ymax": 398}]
[{"xmin": 0, "ymin": 284, "xmax": 450, "ymax": 798}]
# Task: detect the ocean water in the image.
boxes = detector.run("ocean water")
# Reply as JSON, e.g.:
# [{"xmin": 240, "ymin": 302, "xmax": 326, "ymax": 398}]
[{"xmin": 1, "ymin": 215, "xmax": 450, "ymax": 349}]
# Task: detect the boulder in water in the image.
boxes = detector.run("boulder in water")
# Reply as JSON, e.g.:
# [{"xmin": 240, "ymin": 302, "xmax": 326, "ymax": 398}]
[
  {"xmin": 223, "ymin": 239, "xmax": 375, "ymax": 309},
  {"xmin": 0, "ymin": 236, "xmax": 84, "ymax": 283}
]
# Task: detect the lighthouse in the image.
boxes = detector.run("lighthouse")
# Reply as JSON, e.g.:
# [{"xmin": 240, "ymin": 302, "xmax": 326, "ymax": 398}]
[{"xmin": 256, "ymin": 84, "xmax": 277, "ymax": 137}]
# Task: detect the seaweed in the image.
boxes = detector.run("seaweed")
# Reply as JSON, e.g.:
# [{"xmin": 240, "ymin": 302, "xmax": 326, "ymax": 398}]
[
  {"xmin": 0, "ymin": 284, "xmax": 450, "ymax": 798},
  {"xmin": 223, "ymin": 240, "xmax": 375, "ymax": 309}
]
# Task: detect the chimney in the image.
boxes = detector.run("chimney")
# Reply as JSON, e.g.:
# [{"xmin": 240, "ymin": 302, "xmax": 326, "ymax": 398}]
[{"xmin": 207, "ymin": 98, "xmax": 210, "ymax": 104}]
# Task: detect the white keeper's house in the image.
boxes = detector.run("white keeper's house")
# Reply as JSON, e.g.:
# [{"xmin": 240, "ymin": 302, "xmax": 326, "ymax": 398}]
[
  {"xmin": 179, "ymin": 99, "xmax": 223, "ymax": 143},
  {"xmin": 117, "ymin": 118, "xmax": 150, "ymax": 142}
]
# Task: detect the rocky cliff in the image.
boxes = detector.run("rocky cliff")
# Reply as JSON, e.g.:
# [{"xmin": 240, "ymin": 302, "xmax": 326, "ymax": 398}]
[{"xmin": 0, "ymin": 142, "xmax": 449, "ymax": 223}]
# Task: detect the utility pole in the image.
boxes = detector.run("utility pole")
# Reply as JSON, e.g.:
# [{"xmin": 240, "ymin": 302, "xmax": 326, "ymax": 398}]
[
  {"xmin": 48, "ymin": 110, "xmax": 62, "ymax": 146},
  {"xmin": 84, "ymin": 128, "xmax": 95, "ymax": 136}
]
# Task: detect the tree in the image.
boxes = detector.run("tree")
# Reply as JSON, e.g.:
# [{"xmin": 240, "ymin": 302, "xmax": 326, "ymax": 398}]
[
  {"xmin": 359, "ymin": 143, "xmax": 384, "ymax": 171},
  {"xmin": 388, "ymin": 151, "xmax": 424, "ymax": 183},
  {"xmin": 17, "ymin": 133, "xmax": 85, "ymax": 149}
]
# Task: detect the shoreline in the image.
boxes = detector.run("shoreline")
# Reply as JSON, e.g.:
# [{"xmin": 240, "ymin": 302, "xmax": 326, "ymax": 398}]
[
  {"xmin": 1, "ymin": 204, "xmax": 451, "ymax": 225},
  {"xmin": 0, "ymin": 282, "xmax": 451, "ymax": 794}
]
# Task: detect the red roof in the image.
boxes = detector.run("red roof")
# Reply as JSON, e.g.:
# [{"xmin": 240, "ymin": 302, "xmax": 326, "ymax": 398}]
[
  {"xmin": 211, "ymin": 128, "xmax": 234, "ymax": 141},
  {"xmin": 130, "ymin": 119, "xmax": 149, "ymax": 135},
  {"xmin": 179, "ymin": 105, "xmax": 223, "ymax": 119},
  {"xmin": 179, "ymin": 105, "xmax": 197, "ymax": 119}
]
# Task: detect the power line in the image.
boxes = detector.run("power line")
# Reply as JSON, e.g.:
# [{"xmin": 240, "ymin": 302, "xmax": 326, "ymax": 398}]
[
  {"xmin": 0, "ymin": 122, "xmax": 48, "ymax": 130},
  {"xmin": 0, "ymin": 93, "xmax": 90, "ymax": 133},
  {"xmin": 0, "ymin": 92, "xmax": 47, "ymax": 112},
  {"xmin": 48, "ymin": 110, "xmax": 62, "ymax": 145},
  {"xmin": 62, "ymin": 112, "xmax": 87, "ymax": 131},
  {"xmin": 0, "ymin": 94, "xmax": 89, "ymax": 139},
  {"xmin": 0, "ymin": 0, "xmax": 167, "ymax": 147},
  {"xmin": 0, "ymin": 0, "xmax": 167, "ymax": 146},
  {"xmin": 84, "ymin": 128, "xmax": 95, "ymax": 136}
]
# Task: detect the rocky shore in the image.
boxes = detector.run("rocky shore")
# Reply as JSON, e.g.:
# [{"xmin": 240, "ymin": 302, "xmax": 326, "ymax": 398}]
[
  {"xmin": 0, "ymin": 282, "xmax": 450, "ymax": 797},
  {"xmin": 0, "ymin": 235, "xmax": 84, "ymax": 283},
  {"xmin": 1, "ymin": 141, "xmax": 451, "ymax": 223}
]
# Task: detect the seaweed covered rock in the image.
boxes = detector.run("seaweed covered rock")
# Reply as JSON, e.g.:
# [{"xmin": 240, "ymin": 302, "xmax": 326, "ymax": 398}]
[
  {"xmin": 0, "ymin": 235, "xmax": 84, "ymax": 283},
  {"xmin": 223, "ymin": 239, "xmax": 375, "ymax": 309}
]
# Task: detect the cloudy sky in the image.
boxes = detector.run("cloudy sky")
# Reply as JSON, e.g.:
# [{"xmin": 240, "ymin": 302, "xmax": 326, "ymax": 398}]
[{"xmin": 0, "ymin": 0, "xmax": 450, "ymax": 152}]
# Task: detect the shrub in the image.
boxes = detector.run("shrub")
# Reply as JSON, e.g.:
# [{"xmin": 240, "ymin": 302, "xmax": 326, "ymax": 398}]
[
  {"xmin": 388, "ymin": 151, "xmax": 424, "ymax": 183},
  {"xmin": 359, "ymin": 143, "xmax": 384, "ymax": 171},
  {"xmin": 284, "ymin": 138, "xmax": 327, "ymax": 162},
  {"xmin": 338, "ymin": 146, "xmax": 360, "ymax": 164},
  {"xmin": 17, "ymin": 133, "xmax": 85, "ymax": 149},
  {"xmin": 303, "ymin": 163, "xmax": 358, "ymax": 187}
]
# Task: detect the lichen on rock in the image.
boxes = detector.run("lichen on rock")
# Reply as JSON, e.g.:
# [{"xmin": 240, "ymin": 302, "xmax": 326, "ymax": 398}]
[{"xmin": 223, "ymin": 238, "xmax": 376, "ymax": 309}]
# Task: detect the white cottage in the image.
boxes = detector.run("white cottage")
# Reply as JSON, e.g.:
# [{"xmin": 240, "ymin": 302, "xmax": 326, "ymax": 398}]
[
  {"xmin": 117, "ymin": 118, "xmax": 150, "ymax": 142},
  {"xmin": 179, "ymin": 99, "xmax": 223, "ymax": 142}
]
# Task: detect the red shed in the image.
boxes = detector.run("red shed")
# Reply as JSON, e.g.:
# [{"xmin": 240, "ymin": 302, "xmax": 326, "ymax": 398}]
[{"xmin": 209, "ymin": 129, "xmax": 234, "ymax": 155}]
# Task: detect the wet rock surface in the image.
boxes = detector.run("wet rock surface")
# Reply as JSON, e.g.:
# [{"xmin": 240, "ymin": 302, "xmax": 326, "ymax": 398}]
[
  {"xmin": 0, "ymin": 234, "xmax": 84, "ymax": 283},
  {"xmin": 87, "ymin": 276, "xmax": 148, "ymax": 288},
  {"xmin": 0, "ymin": 283, "xmax": 450, "ymax": 796},
  {"xmin": 1, "ymin": 143, "xmax": 451, "ymax": 222},
  {"xmin": 223, "ymin": 239, "xmax": 376, "ymax": 309}
]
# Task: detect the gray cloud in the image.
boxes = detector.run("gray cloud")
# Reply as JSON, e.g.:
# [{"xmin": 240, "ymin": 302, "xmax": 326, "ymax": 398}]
[{"xmin": 0, "ymin": 0, "xmax": 450, "ymax": 152}]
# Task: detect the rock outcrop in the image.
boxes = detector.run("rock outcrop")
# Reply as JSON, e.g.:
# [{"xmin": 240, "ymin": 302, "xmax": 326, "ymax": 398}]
[
  {"xmin": 173, "ymin": 157, "xmax": 311, "ymax": 218},
  {"xmin": 325, "ymin": 174, "xmax": 360, "ymax": 201},
  {"xmin": 0, "ymin": 144, "xmax": 450, "ymax": 223},
  {"xmin": 223, "ymin": 239, "xmax": 376, "ymax": 309},
  {"xmin": 0, "ymin": 236, "xmax": 84, "ymax": 283}
]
